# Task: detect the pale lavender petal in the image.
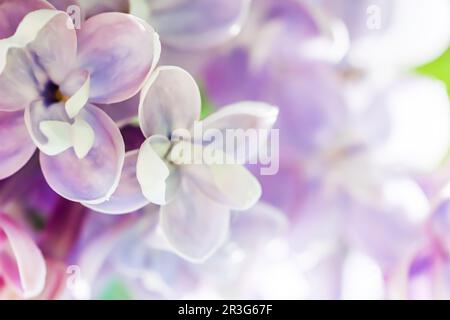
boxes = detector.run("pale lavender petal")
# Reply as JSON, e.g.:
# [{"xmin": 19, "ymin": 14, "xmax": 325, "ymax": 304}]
[
  {"xmin": 0, "ymin": 11, "xmax": 77, "ymax": 111},
  {"xmin": 257, "ymin": 0, "xmax": 348, "ymax": 63},
  {"xmin": 26, "ymin": 11, "xmax": 77, "ymax": 84},
  {"xmin": 160, "ymin": 180, "xmax": 230, "ymax": 262},
  {"xmin": 84, "ymin": 150, "xmax": 150, "ymax": 214},
  {"xmin": 139, "ymin": 66, "xmax": 201, "ymax": 138},
  {"xmin": 0, "ymin": 48, "xmax": 41, "ymax": 112},
  {"xmin": 40, "ymin": 105, "xmax": 125, "ymax": 203},
  {"xmin": 0, "ymin": 111, "xmax": 36, "ymax": 180},
  {"xmin": 137, "ymin": 0, "xmax": 251, "ymax": 49},
  {"xmin": 76, "ymin": 12, "xmax": 160, "ymax": 104},
  {"xmin": 230, "ymin": 202, "xmax": 288, "ymax": 250}
]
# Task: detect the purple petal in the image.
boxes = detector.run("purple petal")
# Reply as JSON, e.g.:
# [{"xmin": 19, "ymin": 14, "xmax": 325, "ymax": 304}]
[
  {"xmin": 0, "ymin": 111, "xmax": 36, "ymax": 180},
  {"xmin": 76, "ymin": 12, "xmax": 160, "ymax": 104},
  {"xmin": 84, "ymin": 150, "xmax": 150, "ymax": 214},
  {"xmin": 0, "ymin": 11, "xmax": 77, "ymax": 111},
  {"xmin": 40, "ymin": 105, "xmax": 125, "ymax": 203},
  {"xmin": 140, "ymin": 0, "xmax": 251, "ymax": 49},
  {"xmin": 26, "ymin": 11, "xmax": 77, "ymax": 84},
  {"xmin": 0, "ymin": 48, "xmax": 41, "ymax": 112}
]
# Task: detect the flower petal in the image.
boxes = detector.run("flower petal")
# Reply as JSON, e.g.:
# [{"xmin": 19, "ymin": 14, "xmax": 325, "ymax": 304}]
[
  {"xmin": 132, "ymin": 0, "xmax": 251, "ymax": 49},
  {"xmin": 230, "ymin": 202, "xmax": 288, "ymax": 250},
  {"xmin": 0, "ymin": 111, "xmax": 36, "ymax": 180},
  {"xmin": 136, "ymin": 135, "xmax": 180, "ymax": 205},
  {"xmin": 84, "ymin": 150, "xmax": 150, "ymax": 214},
  {"xmin": 160, "ymin": 180, "xmax": 230, "ymax": 262},
  {"xmin": 24, "ymin": 100, "xmax": 71, "ymax": 156},
  {"xmin": 76, "ymin": 12, "xmax": 160, "ymax": 104},
  {"xmin": 64, "ymin": 72, "xmax": 90, "ymax": 119},
  {"xmin": 25, "ymin": 11, "xmax": 77, "ymax": 84},
  {"xmin": 39, "ymin": 105, "xmax": 125, "ymax": 203},
  {"xmin": 202, "ymin": 101, "xmax": 279, "ymax": 133},
  {"xmin": 139, "ymin": 66, "xmax": 201, "ymax": 138},
  {"xmin": 183, "ymin": 161, "xmax": 262, "ymax": 211},
  {"xmin": 0, "ymin": 10, "xmax": 77, "ymax": 111},
  {"xmin": 0, "ymin": 213, "xmax": 46, "ymax": 298},
  {"xmin": 200, "ymin": 102, "xmax": 279, "ymax": 163}
]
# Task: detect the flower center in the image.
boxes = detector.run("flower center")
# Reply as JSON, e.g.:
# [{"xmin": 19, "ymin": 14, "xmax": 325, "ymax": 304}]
[{"xmin": 42, "ymin": 81, "xmax": 68, "ymax": 106}]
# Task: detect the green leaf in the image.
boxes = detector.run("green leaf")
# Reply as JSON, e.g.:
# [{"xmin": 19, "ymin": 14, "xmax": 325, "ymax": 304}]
[
  {"xmin": 200, "ymin": 85, "xmax": 216, "ymax": 120},
  {"xmin": 25, "ymin": 209, "xmax": 46, "ymax": 231},
  {"xmin": 417, "ymin": 47, "xmax": 450, "ymax": 96}
]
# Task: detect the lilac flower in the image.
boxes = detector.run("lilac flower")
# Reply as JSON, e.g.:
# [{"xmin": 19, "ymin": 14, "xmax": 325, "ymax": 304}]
[
  {"xmin": 48, "ymin": 0, "xmax": 251, "ymax": 50},
  {"xmin": 0, "ymin": 1, "xmax": 160, "ymax": 203},
  {"xmin": 0, "ymin": 213, "xmax": 46, "ymax": 299},
  {"xmin": 88, "ymin": 66, "xmax": 278, "ymax": 262}
]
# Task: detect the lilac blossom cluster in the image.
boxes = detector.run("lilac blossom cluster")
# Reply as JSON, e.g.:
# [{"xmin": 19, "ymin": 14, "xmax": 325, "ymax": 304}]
[{"xmin": 0, "ymin": 0, "xmax": 449, "ymax": 300}]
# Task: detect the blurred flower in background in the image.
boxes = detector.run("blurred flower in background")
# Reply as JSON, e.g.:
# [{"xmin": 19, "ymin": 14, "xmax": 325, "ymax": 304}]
[{"xmin": 0, "ymin": 0, "xmax": 449, "ymax": 300}]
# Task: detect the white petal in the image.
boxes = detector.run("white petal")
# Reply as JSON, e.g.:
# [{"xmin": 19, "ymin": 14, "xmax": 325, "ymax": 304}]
[
  {"xmin": 200, "ymin": 102, "xmax": 279, "ymax": 163},
  {"xmin": 38, "ymin": 120, "xmax": 72, "ymax": 156},
  {"xmin": 139, "ymin": 66, "xmax": 201, "ymax": 137},
  {"xmin": 136, "ymin": 135, "xmax": 172, "ymax": 205},
  {"xmin": 65, "ymin": 73, "xmax": 90, "ymax": 119},
  {"xmin": 71, "ymin": 116, "xmax": 95, "ymax": 159},
  {"xmin": 160, "ymin": 180, "xmax": 230, "ymax": 263},
  {"xmin": 183, "ymin": 161, "xmax": 262, "ymax": 211}
]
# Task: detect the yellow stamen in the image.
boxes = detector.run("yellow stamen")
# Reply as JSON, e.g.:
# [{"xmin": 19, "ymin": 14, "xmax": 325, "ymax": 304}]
[{"xmin": 55, "ymin": 89, "xmax": 69, "ymax": 103}]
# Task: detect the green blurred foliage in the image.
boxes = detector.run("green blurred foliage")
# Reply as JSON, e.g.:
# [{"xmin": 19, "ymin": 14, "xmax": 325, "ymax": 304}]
[
  {"xmin": 99, "ymin": 279, "xmax": 133, "ymax": 300},
  {"xmin": 26, "ymin": 209, "xmax": 46, "ymax": 231},
  {"xmin": 200, "ymin": 85, "xmax": 215, "ymax": 119},
  {"xmin": 417, "ymin": 47, "xmax": 450, "ymax": 96}
]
